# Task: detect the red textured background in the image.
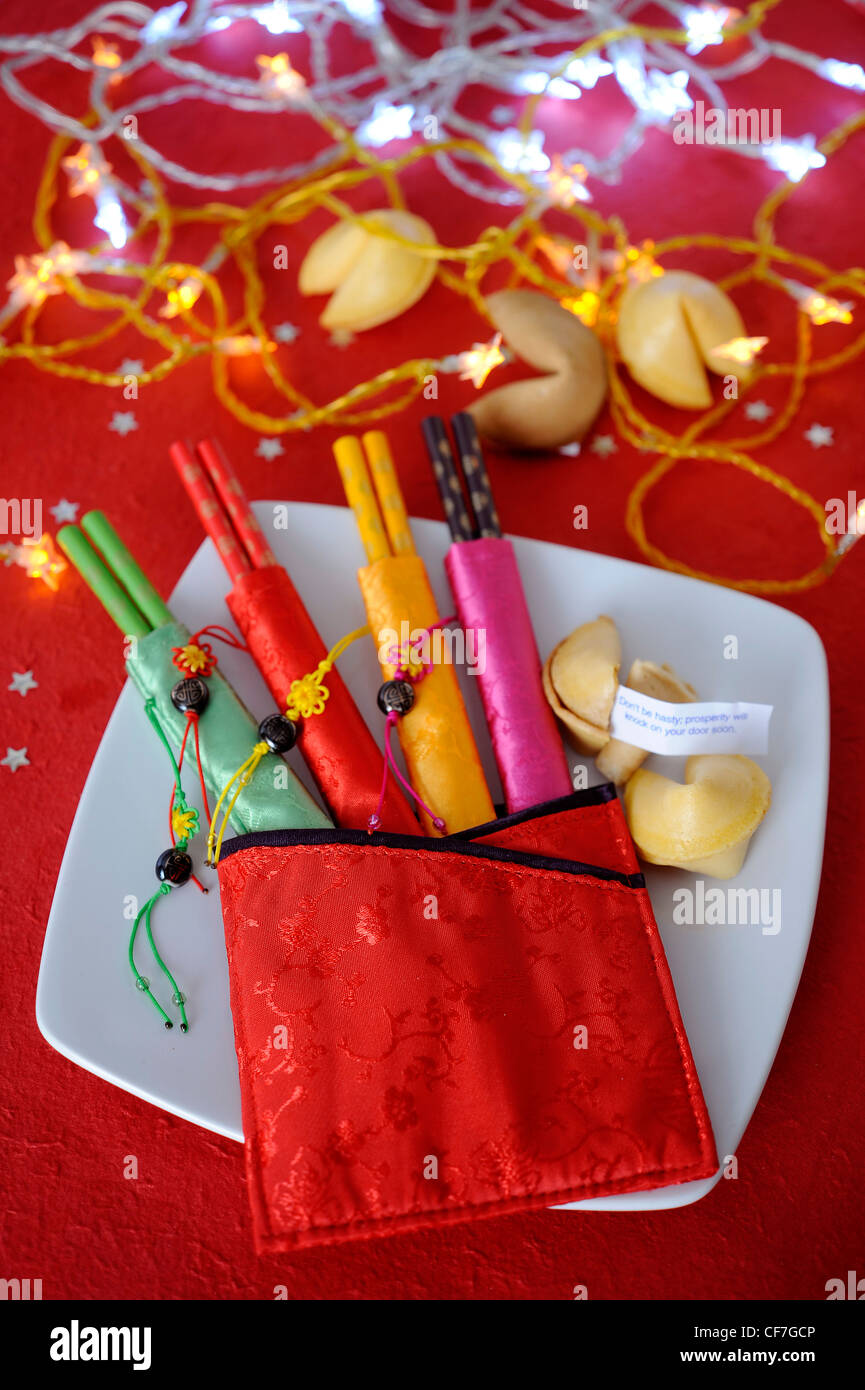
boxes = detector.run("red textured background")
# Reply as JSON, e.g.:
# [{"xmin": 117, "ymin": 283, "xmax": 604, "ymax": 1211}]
[{"xmin": 1, "ymin": 0, "xmax": 863, "ymax": 1300}]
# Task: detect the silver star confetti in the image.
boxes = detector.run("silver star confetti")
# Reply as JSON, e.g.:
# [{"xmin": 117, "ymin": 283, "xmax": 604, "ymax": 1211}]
[
  {"xmin": 256, "ymin": 437, "xmax": 285, "ymax": 461},
  {"xmin": 590, "ymin": 434, "xmax": 618, "ymax": 457},
  {"xmin": 804, "ymin": 423, "xmax": 834, "ymax": 449},
  {"xmin": 8, "ymin": 670, "xmax": 38, "ymax": 697},
  {"xmin": 109, "ymin": 411, "xmax": 138, "ymax": 436},
  {"xmin": 50, "ymin": 498, "xmax": 79, "ymax": 524},
  {"xmin": 273, "ymin": 322, "xmax": 300, "ymax": 344},
  {"xmin": 744, "ymin": 399, "xmax": 773, "ymax": 422},
  {"xmin": 1, "ymin": 747, "xmax": 30, "ymax": 772}
]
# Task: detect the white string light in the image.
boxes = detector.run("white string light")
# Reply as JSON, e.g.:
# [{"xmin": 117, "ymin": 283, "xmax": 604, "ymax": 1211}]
[
  {"xmin": 0, "ymin": 1, "xmax": 858, "ymax": 203},
  {"xmin": 0, "ymin": 0, "xmax": 860, "ymax": 324}
]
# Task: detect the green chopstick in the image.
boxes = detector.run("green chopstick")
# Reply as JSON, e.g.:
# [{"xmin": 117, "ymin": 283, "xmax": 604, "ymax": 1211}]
[
  {"xmin": 82, "ymin": 511, "xmax": 174, "ymax": 631},
  {"xmin": 57, "ymin": 526, "xmax": 152, "ymax": 638}
]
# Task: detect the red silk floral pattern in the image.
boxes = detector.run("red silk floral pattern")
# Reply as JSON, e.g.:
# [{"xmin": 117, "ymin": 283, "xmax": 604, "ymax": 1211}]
[{"xmin": 218, "ymin": 798, "xmax": 717, "ymax": 1251}]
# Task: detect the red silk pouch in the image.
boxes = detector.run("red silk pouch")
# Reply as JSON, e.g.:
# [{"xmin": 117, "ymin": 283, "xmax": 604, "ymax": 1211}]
[
  {"xmin": 227, "ymin": 566, "xmax": 418, "ymax": 835},
  {"xmin": 217, "ymin": 787, "xmax": 717, "ymax": 1251}
]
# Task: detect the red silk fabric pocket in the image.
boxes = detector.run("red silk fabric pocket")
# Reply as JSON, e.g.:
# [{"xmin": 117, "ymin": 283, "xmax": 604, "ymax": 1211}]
[
  {"xmin": 217, "ymin": 791, "xmax": 717, "ymax": 1251},
  {"xmin": 453, "ymin": 786, "xmax": 641, "ymax": 879}
]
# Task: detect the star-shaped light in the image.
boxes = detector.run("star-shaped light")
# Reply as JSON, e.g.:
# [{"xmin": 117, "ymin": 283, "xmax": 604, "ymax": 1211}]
[
  {"xmin": 562, "ymin": 289, "xmax": 600, "ymax": 327},
  {"xmin": 340, "ymin": 0, "xmax": 383, "ymax": 19},
  {"xmin": 252, "ymin": 1, "xmax": 303, "ymax": 34},
  {"xmin": 20, "ymin": 534, "xmax": 67, "ymax": 590},
  {"xmin": 116, "ymin": 358, "xmax": 144, "ymax": 377},
  {"xmin": 804, "ymin": 422, "xmax": 834, "ymax": 449},
  {"xmin": 565, "ymin": 55, "xmax": 614, "ymax": 90},
  {"xmin": 109, "ymin": 411, "xmax": 138, "ymax": 436},
  {"xmin": 545, "ymin": 155, "xmax": 591, "ymax": 207},
  {"xmin": 762, "ymin": 134, "xmax": 826, "ymax": 183},
  {"xmin": 142, "ymin": 2, "xmax": 187, "ymax": 42},
  {"xmin": 256, "ymin": 437, "xmax": 285, "ymax": 460},
  {"xmin": 159, "ymin": 276, "xmax": 202, "ymax": 318},
  {"xmin": 489, "ymin": 127, "xmax": 550, "ymax": 175},
  {"xmin": 50, "ymin": 499, "xmax": 79, "ymax": 523},
  {"xmin": 604, "ymin": 240, "xmax": 664, "ymax": 285},
  {"xmin": 8, "ymin": 670, "xmax": 38, "ymax": 696},
  {"xmin": 1, "ymin": 747, "xmax": 29, "ymax": 772},
  {"xmin": 616, "ymin": 57, "xmax": 692, "ymax": 122},
  {"xmin": 357, "ymin": 102, "xmax": 415, "ymax": 147},
  {"xmin": 62, "ymin": 143, "xmax": 111, "ymax": 197},
  {"xmin": 518, "ymin": 70, "xmax": 581, "ymax": 100},
  {"xmin": 256, "ymin": 52, "xmax": 307, "ymax": 101},
  {"xmin": 744, "ymin": 399, "xmax": 773, "ymax": 422},
  {"xmin": 92, "ymin": 36, "xmax": 122, "ymax": 69},
  {"xmin": 590, "ymin": 434, "xmax": 618, "ymax": 457},
  {"xmin": 647, "ymin": 69, "xmax": 692, "ymax": 119},
  {"xmin": 714, "ymin": 336, "xmax": 769, "ymax": 366},
  {"xmin": 458, "ymin": 333, "xmax": 505, "ymax": 389},
  {"xmin": 491, "ymin": 104, "xmax": 516, "ymax": 125},
  {"xmin": 6, "ymin": 242, "xmax": 85, "ymax": 309},
  {"xmin": 818, "ymin": 58, "xmax": 865, "ymax": 91},
  {"xmin": 799, "ymin": 292, "xmax": 854, "ymax": 326},
  {"xmin": 683, "ymin": 4, "xmax": 739, "ymax": 56},
  {"xmin": 273, "ymin": 321, "xmax": 300, "ymax": 343}
]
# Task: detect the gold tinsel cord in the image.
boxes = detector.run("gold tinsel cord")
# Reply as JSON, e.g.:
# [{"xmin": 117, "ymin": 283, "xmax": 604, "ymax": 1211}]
[{"xmin": 2, "ymin": 6, "xmax": 863, "ymax": 596}]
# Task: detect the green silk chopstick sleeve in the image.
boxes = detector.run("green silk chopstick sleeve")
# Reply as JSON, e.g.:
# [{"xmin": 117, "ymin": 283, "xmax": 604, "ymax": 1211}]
[{"xmin": 125, "ymin": 621, "xmax": 331, "ymax": 834}]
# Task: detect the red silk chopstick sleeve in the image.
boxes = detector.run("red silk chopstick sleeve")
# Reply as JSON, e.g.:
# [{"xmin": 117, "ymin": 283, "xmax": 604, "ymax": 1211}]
[
  {"xmin": 217, "ymin": 788, "xmax": 717, "ymax": 1252},
  {"xmin": 445, "ymin": 537, "xmax": 572, "ymax": 813},
  {"xmin": 226, "ymin": 566, "xmax": 418, "ymax": 835}
]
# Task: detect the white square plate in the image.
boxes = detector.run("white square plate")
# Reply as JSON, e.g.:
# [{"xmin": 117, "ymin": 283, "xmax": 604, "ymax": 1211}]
[{"xmin": 36, "ymin": 503, "xmax": 829, "ymax": 1210}]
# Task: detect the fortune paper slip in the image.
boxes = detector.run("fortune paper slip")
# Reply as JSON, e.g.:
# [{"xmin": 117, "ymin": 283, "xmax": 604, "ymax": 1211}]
[{"xmin": 610, "ymin": 688, "xmax": 773, "ymax": 757}]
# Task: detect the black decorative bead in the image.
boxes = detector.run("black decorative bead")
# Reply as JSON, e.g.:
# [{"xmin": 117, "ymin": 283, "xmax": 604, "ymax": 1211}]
[
  {"xmin": 171, "ymin": 676, "xmax": 209, "ymax": 714},
  {"xmin": 258, "ymin": 713, "xmax": 298, "ymax": 753},
  {"xmin": 155, "ymin": 848, "xmax": 193, "ymax": 885},
  {"xmin": 377, "ymin": 679, "xmax": 415, "ymax": 715}
]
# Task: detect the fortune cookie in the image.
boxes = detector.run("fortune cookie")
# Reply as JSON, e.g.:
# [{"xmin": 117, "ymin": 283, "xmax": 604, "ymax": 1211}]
[
  {"xmin": 543, "ymin": 615, "xmax": 620, "ymax": 753},
  {"xmin": 624, "ymin": 754, "xmax": 771, "ymax": 880},
  {"xmin": 596, "ymin": 660, "xmax": 698, "ymax": 785},
  {"xmin": 468, "ymin": 289, "xmax": 607, "ymax": 450},
  {"xmin": 616, "ymin": 270, "xmax": 752, "ymax": 409},
  {"xmin": 299, "ymin": 208, "xmax": 436, "ymax": 332}
]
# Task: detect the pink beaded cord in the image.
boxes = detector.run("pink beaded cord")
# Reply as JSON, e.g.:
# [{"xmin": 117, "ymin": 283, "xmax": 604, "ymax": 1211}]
[{"xmin": 368, "ymin": 617, "xmax": 456, "ymax": 835}]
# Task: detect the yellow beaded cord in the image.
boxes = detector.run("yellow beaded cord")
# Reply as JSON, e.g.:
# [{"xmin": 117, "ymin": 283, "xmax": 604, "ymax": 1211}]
[
  {"xmin": 206, "ymin": 741, "xmax": 270, "ymax": 867},
  {"xmin": 284, "ymin": 625, "xmax": 370, "ymax": 721}
]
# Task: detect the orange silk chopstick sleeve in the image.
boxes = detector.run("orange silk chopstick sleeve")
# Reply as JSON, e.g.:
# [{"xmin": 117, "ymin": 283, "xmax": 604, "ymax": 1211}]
[{"xmin": 357, "ymin": 554, "xmax": 495, "ymax": 836}]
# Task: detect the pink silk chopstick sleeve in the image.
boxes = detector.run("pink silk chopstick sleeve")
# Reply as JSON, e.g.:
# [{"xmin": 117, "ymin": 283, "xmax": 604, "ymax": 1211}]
[{"xmin": 445, "ymin": 537, "xmax": 571, "ymax": 814}]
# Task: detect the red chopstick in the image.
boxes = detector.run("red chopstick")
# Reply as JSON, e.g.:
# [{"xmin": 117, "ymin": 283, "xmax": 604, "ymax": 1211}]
[
  {"xmin": 196, "ymin": 439, "xmax": 277, "ymax": 571},
  {"xmin": 169, "ymin": 441, "xmax": 252, "ymax": 583}
]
